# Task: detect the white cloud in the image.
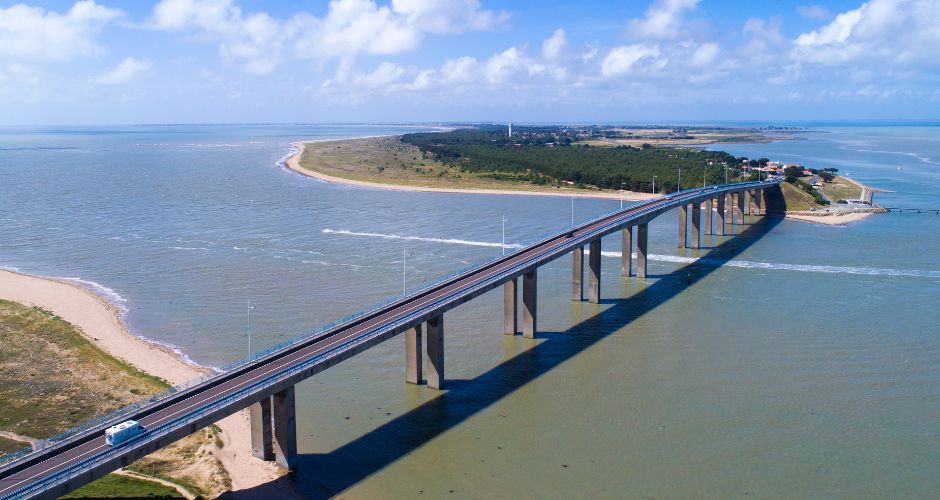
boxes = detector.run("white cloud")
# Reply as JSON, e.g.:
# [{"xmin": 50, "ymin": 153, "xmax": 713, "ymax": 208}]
[
  {"xmin": 0, "ymin": 1, "xmax": 122, "ymax": 61},
  {"xmin": 541, "ymin": 28, "xmax": 567, "ymax": 61},
  {"xmin": 627, "ymin": 0, "xmax": 699, "ymax": 40},
  {"xmin": 94, "ymin": 57, "xmax": 152, "ymax": 85},
  {"xmin": 601, "ymin": 45, "xmax": 662, "ymax": 77},
  {"xmin": 149, "ymin": 0, "xmax": 507, "ymax": 73},
  {"xmin": 690, "ymin": 42, "xmax": 719, "ymax": 67},
  {"xmin": 797, "ymin": 5, "xmax": 831, "ymax": 20}
]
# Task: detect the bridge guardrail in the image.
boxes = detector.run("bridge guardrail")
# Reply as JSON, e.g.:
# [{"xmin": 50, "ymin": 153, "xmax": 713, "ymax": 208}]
[{"xmin": 1, "ymin": 180, "xmax": 775, "ymax": 482}]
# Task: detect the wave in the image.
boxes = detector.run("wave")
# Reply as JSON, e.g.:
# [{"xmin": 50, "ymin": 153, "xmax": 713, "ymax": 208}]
[
  {"xmin": 59, "ymin": 276, "xmax": 130, "ymax": 314},
  {"xmin": 169, "ymin": 246, "xmax": 210, "ymax": 251},
  {"xmin": 321, "ymin": 229, "xmax": 939, "ymax": 279},
  {"xmin": 836, "ymin": 145, "xmax": 939, "ymax": 166},
  {"xmin": 322, "ymin": 228, "xmax": 525, "ymax": 249}
]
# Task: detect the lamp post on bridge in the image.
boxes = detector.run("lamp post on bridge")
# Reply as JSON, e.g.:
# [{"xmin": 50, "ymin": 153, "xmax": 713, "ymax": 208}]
[
  {"xmin": 501, "ymin": 215, "xmax": 507, "ymax": 255},
  {"xmin": 247, "ymin": 298, "xmax": 253, "ymax": 361},
  {"xmin": 703, "ymin": 162, "xmax": 708, "ymax": 187},
  {"xmin": 620, "ymin": 181, "xmax": 626, "ymax": 209},
  {"xmin": 677, "ymin": 167, "xmax": 681, "ymax": 193},
  {"xmin": 652, "ymin": 175, "xmax": 657, "ymax": 195}
]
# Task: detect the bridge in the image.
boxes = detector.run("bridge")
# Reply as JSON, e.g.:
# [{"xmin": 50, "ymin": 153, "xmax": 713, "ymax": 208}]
[{"xmin": 0, "ymin": 180, "xmax": 776, "ymax": 499}]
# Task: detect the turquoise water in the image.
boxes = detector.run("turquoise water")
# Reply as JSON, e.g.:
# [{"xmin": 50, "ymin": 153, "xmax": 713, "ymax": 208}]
[{"xmin": 1, "ymin": 124, "xmax": 938, "ymax": 498}]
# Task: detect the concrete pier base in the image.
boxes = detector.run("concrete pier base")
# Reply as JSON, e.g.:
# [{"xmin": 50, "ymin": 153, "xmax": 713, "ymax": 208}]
[
  {"xmin": 405, "ymin": 324, "xmax": 423, "ymax": 384},
  {"xmin": 621, "ymin": 227, "xmax": 632, "ymax": 277},
  {"xmin": 426, "ymin": 315, "xmax": 444, "ymax": 389},
  {"xmin": 249, "ymin": 397, "xmax": 273, "ymax": 461},
  {"xmin": 503, "ymin": 278, "xmax": 517, "ymax": 335},
  {"xmin": 716, "ymin": 195, "xmax": 726, "ymax": 236},
  {"xmin": 744, "ymin": 190, "xmax": 752, "ymax": 216},
  {"xmin": 522, "ymin": 269, "xmax": 537, "ymax": 338},
  {"xmin": 678, "ymin": 204, "xmax": 688, "ymax": 248},
  {"xmin": 754, "ymin": 189, "xmax": 763, "ymax": 214},
  {"xmin": 704, "ymin": 199, "xmax": 713, "ymax": 235},
  {"xmin": 637, "ymin": 223, "xmax": 648, "ymax": 279},
  {"xmin": 571, "ymin": 246, "xmax": 583, "ymax": 301},
  {"xmin": 736, "ymin": 192, "xmax": 745, "ymax": 224},
  {"xmin": 272, "ymin": 386, "xmax": 297, "ymax": 470},
  {"xmin": 588, "ymin": 239, "xmax": 601, "ymax": 304},
  {"xmin": 691, "ymin": 203, "xmax": 701, "ymax": 249}
]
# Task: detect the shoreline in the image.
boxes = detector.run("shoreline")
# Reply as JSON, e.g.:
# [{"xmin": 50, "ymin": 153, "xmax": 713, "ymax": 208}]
[
  {"xmin": 784, "ymin": 211, "xmax": 874, "ymax": 225},
  {"xmin": 0, "ymin": 268, "xmax": 279, "ymax": 493},
  {"xmin": 284, "ymin": 139, "xmax": 660, "ymax": 201}
]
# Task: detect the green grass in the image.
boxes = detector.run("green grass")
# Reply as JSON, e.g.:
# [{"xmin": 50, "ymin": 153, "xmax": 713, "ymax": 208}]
[
  {"xmin": 62, "ymin": 474, "xmax": 183, "ymax": 499},
  {"xmin": 764, "ymin": 181, "xmax": 824, "ymax": 212},
  {"xmin": 0, "ymin": 300, "xmax": 169, "ymax": 438},
  {"xmin": 0, "ymin": 435, "xmax": 28, "ymax": 455}
]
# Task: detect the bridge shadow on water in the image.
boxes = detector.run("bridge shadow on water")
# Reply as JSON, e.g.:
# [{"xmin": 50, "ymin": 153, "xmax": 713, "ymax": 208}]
[{"xmin": 225, "ymin": 216, "xmax": 782, "ymax": 499}]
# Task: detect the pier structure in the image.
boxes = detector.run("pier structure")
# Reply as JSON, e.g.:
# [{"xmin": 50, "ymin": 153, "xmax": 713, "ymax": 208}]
[{"xmin": 0, "ymin": 181, "xmax": 777, "ymax": 500}]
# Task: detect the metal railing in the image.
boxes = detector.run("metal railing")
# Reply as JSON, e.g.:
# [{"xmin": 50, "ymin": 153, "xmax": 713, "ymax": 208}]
[{"xmin": 1, "ymin": 180, "xmax": 776, "ymax": 490}]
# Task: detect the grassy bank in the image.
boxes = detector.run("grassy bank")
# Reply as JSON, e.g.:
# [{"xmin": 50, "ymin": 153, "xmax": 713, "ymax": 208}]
[
  {"xmin": 0, "ymin": 299, "xmax": 230, "ymax": 497},
  {"xmin": 0, "ymin": 435, "xmax": 27, "ymax": 455},
  {"xmin": 298, "ymin": 136, "xmax": 646, "ymax": 196}
]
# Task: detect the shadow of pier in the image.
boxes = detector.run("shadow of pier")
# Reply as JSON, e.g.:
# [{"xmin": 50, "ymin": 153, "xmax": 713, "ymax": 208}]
[{"xmin": 224, "ymin": 215, "xmax": 782, "ymax": 499}]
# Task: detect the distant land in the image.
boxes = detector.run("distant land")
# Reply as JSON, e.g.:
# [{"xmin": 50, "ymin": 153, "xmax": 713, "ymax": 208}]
[{"xmin": 289, "ymin": 124, "xmax": 882, "ymax": 225}]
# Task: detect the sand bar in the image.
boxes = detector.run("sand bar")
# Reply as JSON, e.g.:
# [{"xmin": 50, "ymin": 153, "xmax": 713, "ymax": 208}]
[
  {"xmin": 785, "ymin": 211, "xmax": 873, "ymax": 225},
  {"xmin": 285, "ymin": 140, "xmax": 659, "ymax": 201},
  {"xmin": 0, "ymin": 268, "xmax": 279, "ymax": 492}
]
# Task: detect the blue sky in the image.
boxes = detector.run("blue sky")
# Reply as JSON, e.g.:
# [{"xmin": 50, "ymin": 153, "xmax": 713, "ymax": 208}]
[{"xmin": 1, "ymin": 0, "xmax": 938, "ymax": 124}]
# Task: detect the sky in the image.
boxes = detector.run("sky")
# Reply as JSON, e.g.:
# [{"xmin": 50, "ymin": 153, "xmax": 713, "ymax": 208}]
[{"xmin": 1, "ymin": 0, "xmax": 938, "ymax": 125}]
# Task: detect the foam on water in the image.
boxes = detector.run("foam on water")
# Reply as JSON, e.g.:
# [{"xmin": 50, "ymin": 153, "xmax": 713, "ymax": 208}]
[
  {"xmin": 323, "ymin": 228, "xmax": 525, "ymax": 249},
  {"xmin": 322, "ymin": 229, "xmax": 940, "ymax": 279}
]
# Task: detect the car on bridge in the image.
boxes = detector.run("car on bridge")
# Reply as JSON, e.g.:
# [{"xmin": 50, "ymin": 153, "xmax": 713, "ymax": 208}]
[{"xmin": 104, "ymin": 420, "xmax": 146, "ymax": 446}]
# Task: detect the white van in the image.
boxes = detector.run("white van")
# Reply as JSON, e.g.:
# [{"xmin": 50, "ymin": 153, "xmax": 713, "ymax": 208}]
[{"xmin": 105, "ymin": 420, "xmax": 146, "ymax": 446}]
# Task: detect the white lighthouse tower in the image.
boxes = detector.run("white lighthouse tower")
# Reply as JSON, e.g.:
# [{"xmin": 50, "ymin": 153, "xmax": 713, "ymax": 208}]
[{"xmin": 508, "ymin": 123, "xmax": 512, "ymax": 138}]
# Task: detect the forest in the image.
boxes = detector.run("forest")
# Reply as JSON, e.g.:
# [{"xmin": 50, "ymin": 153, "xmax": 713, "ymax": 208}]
[{"xmin": 401, "ymin": 126, "xmax": 747, "ymax": 193}]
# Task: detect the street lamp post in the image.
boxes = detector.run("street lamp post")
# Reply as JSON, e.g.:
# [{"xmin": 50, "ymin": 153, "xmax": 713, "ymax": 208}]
[
  {"xmin": 501, "ymin": 215, "xmax": 507, "ymax": 255},
  {"xmin": 703, "ymin": 163, "xmax": 707, "ymax": 188},
  {"xmin": 247, "ymin": 298, "xmax": 253, "ymax": 361},
  {"xmin": 677, "ymin": 167, "xmax": 681, "ymax": 193},
  {"xmin": 652, "ymin": 175, "xmax": 657, "ymax": 194},
  {"xmin": 620, "ymin": 181, "xmax": 626, "ymax": 209}
]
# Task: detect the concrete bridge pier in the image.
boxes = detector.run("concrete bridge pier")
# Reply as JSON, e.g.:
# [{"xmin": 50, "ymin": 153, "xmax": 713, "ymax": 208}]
[
  {"xmin": 636, "ymin": 223, "xmax": 648, "ymax": 279},
  {"xmin": 754, "ymin": 189, "xmax": 763, "ymax": 214},
  {"xmin": 736, "ymin": 192, "xmax": 745, "ymax": 224},
  {"xmin": 426, "ymin": 315, "xmax": 444, "ymax": 389},
  {"xmin": 678, "ymin": 204, "xmax": 688, "ymax": 248},
  {"xmin": 522, "ymin": 269, "xmax": 537, "ymax": 338},
  {"xmin": 588, "ymin": 239, "xmax": 601, "ymax": 303},
  {"xmin": 621, "ymin": 226, "xmax": 633, "ymax": 277},
  {"xmin": 744, "ymin": 190, "xmax": 753, "ymax": 215},
  {"xmin": 406, "ymin": 324, "xmax": 423, "ymax": 383},
  {"xmin": 250, "ymin": 397, "xmax": 273, "ymax": 461},
  {"xmin": 503, "ymin": 278, "xmax": 517, "ymax": 335},
  {"xmin": 571, "ymin": 246, "xmax": 583, "ymax": 301},
  {"xmin": 704, "ymin": 199, "xmax": 713, "ymax": 235},
  {"xmin": 272, "ymin": 386, "xmax": 297, "ymax": 470},
  {"xmin": 691, "ymin": 203, "xmax": 701, "ymax": 249},
  {"xmin": 716, "ymin": 195, "xmax": 726, "ymax": 236}
]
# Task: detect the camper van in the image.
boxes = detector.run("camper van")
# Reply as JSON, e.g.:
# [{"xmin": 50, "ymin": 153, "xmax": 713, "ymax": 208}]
[{"xmin": 105, "ymin": 420, "xmax": 146, "ymax": 446}]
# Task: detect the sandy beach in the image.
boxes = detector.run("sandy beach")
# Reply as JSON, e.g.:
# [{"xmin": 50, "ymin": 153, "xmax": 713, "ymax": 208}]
[
  {"xmin": 785, "ymin": 211, "xmax": 874, "ymax": 225},
  {"xmin": 0, "ymin": 268, "xmax": 279, "ymax": 492},
  {"xmin": 285, "ymin": 141, "xmax": 660, "ymax": 201}
]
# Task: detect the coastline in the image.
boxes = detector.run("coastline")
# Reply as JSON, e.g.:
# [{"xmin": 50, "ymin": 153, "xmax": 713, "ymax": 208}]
[
  {"xmin": 0, "ymin": 268, "xmax": 279, "ymax": 492},
  {"xmin": 284, "ymin": 140, "xmax": 660, "ymax": 201},
  {"xmin": 785, "ymin": 211, "xmax": 873, "ymax": 225}
]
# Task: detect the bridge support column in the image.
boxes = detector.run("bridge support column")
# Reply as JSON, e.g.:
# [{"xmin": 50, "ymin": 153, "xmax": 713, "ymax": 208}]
[
  {"xmin": 426, "ymin": 315, "xmax": 444, "ymax": 389},
  {"xmin": 250, "ymin": 397, "xmax": 274, "ymax": 461},
  {"xmin": 571, "ymin": 246, "xmax": 583, "ymax": 301},
  {"xmin": 503, "ymin": 278, "xmax": 517, "ymax": 335},
  {"xmin": 522, "ymin": 269, "xmax": 537, "ymax": 339},
  {"xmin": 691, "ymin": 203, "xmax": 701, "ymax": 249},
  {"xmin": 754, "ymin": 189, "xmax": 763, "ymax": 215},
  {"xmin": 716, "ymin": 195, "xmax": 726, "ymax": 236},
  {"xmin": 744, "ymin": 190, "xmax": 753, "ymax": 216},
  {"xmin": 621, "ymin": 227, "xmax": 632, "ymax": 277},
  {"xmin": 636, "ymin": 223, "xmax": 648, "ymax": 279},
  {"xmin": 406, "ymin": 324, "xmax": 423, "ymax": 384},
  {"xmin": 588, "ymin": 239, "xmax": 601, "ymax": 304},
  {"xmin": 678, "ymin": 204, "xmax": 688, "ymax": 248},
  {"xmin": 272, "ymin": 386, "xmax": 297, "ymax": 470},
  {"xmin": 704, "ymin": 199, "xmax": 713, "ymax": 235},
  {"xmin": 736, "ymin": 192, "xmax": 745, "ymax": 224}
]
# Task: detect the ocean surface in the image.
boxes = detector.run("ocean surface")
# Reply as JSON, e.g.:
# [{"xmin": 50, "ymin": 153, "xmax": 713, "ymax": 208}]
[{"xmin": 1, "ymin": 124, "xmax": 938, "ymax": 498}]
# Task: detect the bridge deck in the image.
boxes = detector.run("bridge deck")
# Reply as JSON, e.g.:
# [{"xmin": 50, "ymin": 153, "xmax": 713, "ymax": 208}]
[{"xmin": 0, "ymin": 180, "xmax": 774, "ymax": 499}]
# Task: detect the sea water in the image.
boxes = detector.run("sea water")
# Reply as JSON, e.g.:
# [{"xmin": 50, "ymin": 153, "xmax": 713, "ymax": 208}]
[{"xmin": 1, "ymin": 123, "xmax": 938, "ymax": 498}]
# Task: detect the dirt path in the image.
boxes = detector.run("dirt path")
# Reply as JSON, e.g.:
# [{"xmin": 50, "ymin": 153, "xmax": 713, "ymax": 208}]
[{"xmin": 114, "ymin": 470, "xmax": 196, "ymax": 499}]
